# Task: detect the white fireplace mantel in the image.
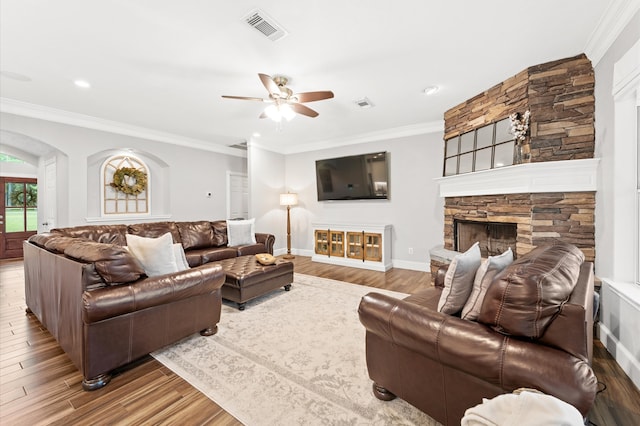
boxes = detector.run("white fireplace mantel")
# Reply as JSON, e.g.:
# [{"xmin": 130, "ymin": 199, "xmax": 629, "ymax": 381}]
[{"xmin": 434, "ymin": 158, "xmax": 600, "ymax": 197}]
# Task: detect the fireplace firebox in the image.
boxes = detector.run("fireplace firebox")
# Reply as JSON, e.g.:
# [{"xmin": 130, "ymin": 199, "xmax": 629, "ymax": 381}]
[{"xmin": 454, "ymin": 220, "xmax": 517, "ymax": 258}]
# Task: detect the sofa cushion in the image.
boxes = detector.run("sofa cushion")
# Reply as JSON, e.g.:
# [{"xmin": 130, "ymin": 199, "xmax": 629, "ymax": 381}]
[
  {"xmin": 200, "ymin": 247, "xmax": 239, "ymax": 264},
  {"xmin": 478, "ymin": 241, "xmax": 584, "ymax": 339},
  {"xmin": 211, "ymin": 220, "xmax": 228, "ymax": 246},
  {"xmin": 52, "ymin": 225, "xmax": 128, "ymax": 246},
  {"xmin": 64, "ymin": 241, "xmax": 145, "ymax": 284},
  {"xmin": 126, "ymin": 232, "xmax": 179, "ymax": 277},
  {"xmin": 227, "ymin": 218, "xmax": 256, "ymax": 246},
  {"xmin": 438, "ymin": 242, "xmax": 481, "ymax": 315},
  {"xmin": 28, "ymin": 233, "xmax": 57, "ymax": 249},
  {"xmin": 237, "ymin": 243, "xmax": 268, "ymax": 257},
  {"xmin": 461, "ymin": 248, "xmax": 514, "ymax": 321},
  {"xmin": 176, "ymin": 221, "xmax": 216, "ymax": 250},
  {"xmin": 44, "ymin": 235, "xmax": 93, "ymax": 253},
  {"xmin": 127, "ymin": 221, "xmax": 181, "ymax": 243}
]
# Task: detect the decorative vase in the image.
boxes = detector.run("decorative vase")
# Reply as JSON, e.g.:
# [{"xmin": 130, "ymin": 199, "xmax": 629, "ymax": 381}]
[{"xmin": 513, "ymin": 142, "xmax": 531, "ymax": 164}]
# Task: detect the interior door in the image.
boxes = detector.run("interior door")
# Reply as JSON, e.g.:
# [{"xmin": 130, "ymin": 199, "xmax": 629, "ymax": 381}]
[
  {"xmin": 227, "ymin": 172, "xmax": 248, "ymax": 219},
  {"xmin": 0, "ymin": 177, "xmax": 38, "ymax": 259}
]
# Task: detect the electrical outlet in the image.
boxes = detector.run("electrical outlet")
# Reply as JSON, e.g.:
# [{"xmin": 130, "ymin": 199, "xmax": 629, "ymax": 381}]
[{"xmin": 408, "ymin": 247, "xmax": 414, "ymax": 255}]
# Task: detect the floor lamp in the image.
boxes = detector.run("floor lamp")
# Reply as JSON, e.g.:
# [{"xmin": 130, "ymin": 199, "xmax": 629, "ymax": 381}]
[{"xmin": 280, "ymin": 192, "xmax": 298, "ymax": 259}]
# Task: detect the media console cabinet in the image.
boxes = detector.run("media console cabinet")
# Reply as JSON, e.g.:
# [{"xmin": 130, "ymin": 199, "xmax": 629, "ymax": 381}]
[{"xmin": 311, "ymin": 222, "xmax": 392, "ymax": 271}]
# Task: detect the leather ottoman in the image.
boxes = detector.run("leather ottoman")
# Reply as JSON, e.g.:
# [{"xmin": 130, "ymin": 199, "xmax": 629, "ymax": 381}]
[{"xmin": 217, "ymin": 255, "xmax": 294, "ymax": 310}]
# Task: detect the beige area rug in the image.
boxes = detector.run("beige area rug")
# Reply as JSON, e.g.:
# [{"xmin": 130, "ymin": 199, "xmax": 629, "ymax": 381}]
[{"xmin": 151, "ymin": 273, "xmax": 439, "ymax": 426}]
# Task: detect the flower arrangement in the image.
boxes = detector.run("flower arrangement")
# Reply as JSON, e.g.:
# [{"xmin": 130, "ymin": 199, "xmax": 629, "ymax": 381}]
[
  {"xmin": 110, "ymin": 167, "xmax": 147, "ymax": 196},
  {"xmin": 509, "ymin": 110, "xmax": 531, "ymax": 144}
]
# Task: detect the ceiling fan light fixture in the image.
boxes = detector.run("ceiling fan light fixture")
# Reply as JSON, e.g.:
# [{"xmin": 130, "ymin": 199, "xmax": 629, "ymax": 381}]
[
  {"xmin": 264, "ymin": 103, "xmax": 296, "ymax": 122},
  {"xmin": 280, "ymin": 104, "xmax": 296, "ymax": 121},
  {"xmin": 264, "ymin": 104, "xmax": 282, "ymax": 122}
]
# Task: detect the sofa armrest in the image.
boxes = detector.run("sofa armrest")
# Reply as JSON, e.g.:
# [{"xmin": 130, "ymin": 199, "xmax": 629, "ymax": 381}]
[
  {"xmin": 83, "ymin": 263, "xmax": 225, "ymax": 323},
  {"xmin": 255, "ymin": 233, "xmax": 275, "ymax": 254},
  {"xmin": 434, "ymin": 265, "xmax": 448, "ymax": 288},
  {"xmin": 358, "ymin": 292, "xmax": 598, "ymax": 415}
]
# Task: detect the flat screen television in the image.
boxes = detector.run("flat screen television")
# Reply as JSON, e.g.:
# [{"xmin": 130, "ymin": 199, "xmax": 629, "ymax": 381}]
[{"xmin": 315, "ymin": 152, "xmax": 389, "ymax": 201}]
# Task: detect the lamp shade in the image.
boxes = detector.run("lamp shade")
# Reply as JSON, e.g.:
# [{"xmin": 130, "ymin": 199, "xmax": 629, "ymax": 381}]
[{"xmin": 280, "ymin": 193, "xmax": 298, "ymax": 206}]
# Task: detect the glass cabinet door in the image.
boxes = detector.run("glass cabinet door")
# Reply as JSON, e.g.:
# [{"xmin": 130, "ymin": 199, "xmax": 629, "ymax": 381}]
[
  {"xmin": 329, "ymin": 231, "xmax": 344, "ymax": 257},
  {"xmin": 315, "ymin": 230, "xmax": 329, "ymax": 255},
  {"xmin": 346, "ymin": 232, "xmax": 363, "ymax": 259},
  {"xmin": 364, "ymin": 233, "xmax": 382, "ymax": 261}
]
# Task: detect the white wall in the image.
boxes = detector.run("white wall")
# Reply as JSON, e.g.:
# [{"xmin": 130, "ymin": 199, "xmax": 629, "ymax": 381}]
[
  {"xmin": 284, "ymin": 132, "xmax": 444, "ymax": 270},
  {"xmin": 593, "ymin": 9, "xmax": 640, "ymax": 389},
  {"xmin": 247, "ymin": 143, "xmax": 287, "ymax": 251},
  {"xmin": 0, "ymin": 160, "xmax": 37, "ymax": 177},
  {"xmin": 0, "ymin": 112, "xmax": 247, "ymax": 227}
]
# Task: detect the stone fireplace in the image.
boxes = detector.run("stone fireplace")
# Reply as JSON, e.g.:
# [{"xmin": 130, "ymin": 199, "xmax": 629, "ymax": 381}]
[
  {"xmin": 431, "ymin": 159, "xmax": 598, "ymax": 276},
  {"xmin": 430, "ymin": 54, "xmax": 597, "ymax": 277}
]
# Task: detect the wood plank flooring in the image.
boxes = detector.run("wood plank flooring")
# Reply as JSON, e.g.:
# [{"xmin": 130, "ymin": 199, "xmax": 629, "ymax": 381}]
[{"xmin": 1, "ymin": 256, "xmax": 638, "ymax": 425}]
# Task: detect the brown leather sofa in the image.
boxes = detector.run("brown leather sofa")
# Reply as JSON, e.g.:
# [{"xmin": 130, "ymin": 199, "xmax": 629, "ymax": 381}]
[
  {"xmin": 23, "ymin": 220, "xmax": 275, "ymax": 390},
  {"xmin": 358, "ymin": 241, "xmax": 597, "ymax": 425}
]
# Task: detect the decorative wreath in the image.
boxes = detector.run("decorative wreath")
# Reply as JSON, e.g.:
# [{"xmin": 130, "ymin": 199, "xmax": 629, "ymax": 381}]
[
  {"xmin": 110, "ymin": 167, "xmax": 147, "ymax": 195},
  {"xmin": 10, "ymin": 185, "xmax": 37, "ymax": 207}
]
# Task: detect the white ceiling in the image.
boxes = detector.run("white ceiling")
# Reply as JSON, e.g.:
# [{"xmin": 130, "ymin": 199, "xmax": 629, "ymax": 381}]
[{"xmin": 0, "ymin": 0, "xmax": 613, "ymax": 155}]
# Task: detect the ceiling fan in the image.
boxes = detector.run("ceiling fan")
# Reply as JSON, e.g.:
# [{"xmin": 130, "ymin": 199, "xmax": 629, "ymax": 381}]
[{"xmin": 222, "ymin": 73, "xmax": 334, "ymax": 121}]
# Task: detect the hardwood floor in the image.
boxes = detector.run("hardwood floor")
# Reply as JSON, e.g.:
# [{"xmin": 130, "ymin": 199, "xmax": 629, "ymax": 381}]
[{"xmin": 1, "ymin": 256, "xmax": 638, "ymax": 425}]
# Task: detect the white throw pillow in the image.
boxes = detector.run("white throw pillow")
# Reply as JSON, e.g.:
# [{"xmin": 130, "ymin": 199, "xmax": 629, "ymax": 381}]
[
  {"xmin": 227, "ymin": 218, "xmax": 256, "ymax": 246},
  {"xmin": 461, "ymin": 248, "xmax": 514, "ymax": 321},
  {"xmin": 125, "ymin": 232, "xmax": 178, "ymax": 277},
  {"xmin": 437, "ymin": 242, "xmax": 481, "ymax": 315},
  {"xmin": 173, "ymin": 243, "xmax": 190, "ymax": 271}
]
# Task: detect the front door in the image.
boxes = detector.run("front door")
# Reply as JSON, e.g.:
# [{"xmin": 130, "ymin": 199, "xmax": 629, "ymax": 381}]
[{"xmin": 0, "ymin": 177, "xmax": 38, "ymax": 259}]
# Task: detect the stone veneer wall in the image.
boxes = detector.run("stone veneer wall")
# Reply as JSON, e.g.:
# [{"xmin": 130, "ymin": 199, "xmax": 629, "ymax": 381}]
[
  {"xmin": 443, "ymin": 192, "xmax": 595, "ymax": 262},
  {"xmin": 434, "ymin": 54, "xmax": 596, "ymax": 273},
  {"xmin": 444, "ymin": 53, "xmax": 594, "ymax": 162}
]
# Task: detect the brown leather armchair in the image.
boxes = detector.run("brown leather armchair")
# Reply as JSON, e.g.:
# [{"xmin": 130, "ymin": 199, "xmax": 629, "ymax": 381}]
[{"xmin": 358, "ymin": 242, "xmax": 597, "ymax": 425}]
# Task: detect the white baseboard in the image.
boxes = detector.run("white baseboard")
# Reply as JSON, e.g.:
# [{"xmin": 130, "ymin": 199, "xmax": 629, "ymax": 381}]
[
  {"xmin": 280, "ymin": 248, "xmax": 430, "ymax": 273},
  {"xmin": 391, "ymin": 259, "xmax": 430, "ymax": 272},
  {"xmin": 599, "ymin": 323, "xmax": 640, "ymax": 390},
  {"xmin": 274, "ymin": 248, "xmax": 314, "ymax": 257}
]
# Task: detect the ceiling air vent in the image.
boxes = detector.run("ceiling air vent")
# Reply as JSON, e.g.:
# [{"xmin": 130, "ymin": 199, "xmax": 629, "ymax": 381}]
[
  {"xmin": 230, "ymin": 141, "xmax": 248, "ymax": 151},
  {"xmin": 243, "ymin": 9, "xmax": 288, "ymax": 42},
  {"xmin": 355, "ymin": 97, "xmax": 374, "ymax": 109}
]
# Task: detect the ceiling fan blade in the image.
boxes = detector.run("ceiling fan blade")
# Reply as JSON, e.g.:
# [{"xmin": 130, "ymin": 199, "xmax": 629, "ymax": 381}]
[
  {"xmin": 290, "ymin": 102, "xmax": 319, "ymax": 118},
  {"xmin": 258, "ymin": 73, "xmax": 281, "ymax": 97},
  {"xmin": 222, "ymin": 95, "xmax": 266, "ymax": 102},
  {"xmin": 293, "ymin": 91, "xmax": 334, "ymax": 103}
]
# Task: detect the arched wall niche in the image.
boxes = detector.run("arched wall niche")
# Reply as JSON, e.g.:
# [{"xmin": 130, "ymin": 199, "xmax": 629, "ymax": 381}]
[{"xmin": 86, "ymin": 148, "xmax": 170, "ymax": 221}]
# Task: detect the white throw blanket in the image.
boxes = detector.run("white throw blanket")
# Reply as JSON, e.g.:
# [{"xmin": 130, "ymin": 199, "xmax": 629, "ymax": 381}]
[{"xmin": 461, "ymin": 389, "xmax": 584, "ymax": 426}]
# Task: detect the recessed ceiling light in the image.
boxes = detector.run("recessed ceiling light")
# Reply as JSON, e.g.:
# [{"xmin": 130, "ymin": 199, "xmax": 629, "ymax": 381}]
[
  {"xmin": 0, "ymin": 70, "xmax": 32, "ymax": 82},
  {"xmin": 423, "ymin": 86, "xmax": 439, "ymax": 95},
  {"xmin": 74, "ymin": 79, "xmax": 91, "ymax": 88},
  {"xmin": 252, "ymin": 132, "xmax": 261, "ymax": 137}
]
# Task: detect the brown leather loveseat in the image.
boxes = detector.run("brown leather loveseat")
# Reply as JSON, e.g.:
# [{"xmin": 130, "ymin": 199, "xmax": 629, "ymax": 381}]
[
  {"xmin": 358, "ymin": 241, "xmax": 597, "ymax": 425},
  {"xmin": 23, "ymin": 220, "xmax": 275, "ymax": 390}
]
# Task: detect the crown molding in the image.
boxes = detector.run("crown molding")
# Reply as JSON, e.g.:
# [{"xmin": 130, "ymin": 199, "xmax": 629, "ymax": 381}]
[
  {"xmin": 0, "ymin": 98, "xmax": 247, "ymax": 158},
  {"xmin": 277, "ymin": 120, "xmax": 444, "ymax": 155},
  {"xmin": 584, "ymin": 0, "xmax": 640, "ymax": 66}
]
